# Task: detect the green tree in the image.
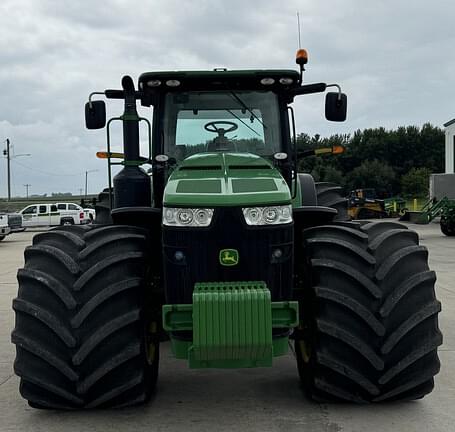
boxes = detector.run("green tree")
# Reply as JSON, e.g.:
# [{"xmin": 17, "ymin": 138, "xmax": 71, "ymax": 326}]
[
  {"xmin": 400, "ymin": 167, "xmax": 431, "ymax": 198},
  {"xmin": 310, "ymin": 164, "xmax": 345, "ymax": 187},
  {"xmin": 295, "ymin": 124, "xmax": 444, "ymax": 196},
  {"xmin": 346, "ymin": 159, "xmax": 396, "ymax": 195}
]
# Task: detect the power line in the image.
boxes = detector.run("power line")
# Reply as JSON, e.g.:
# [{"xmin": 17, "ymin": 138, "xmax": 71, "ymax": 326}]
[{"xmin": 11, "ymin": 159, "xmax": 84, "ymax": 177}]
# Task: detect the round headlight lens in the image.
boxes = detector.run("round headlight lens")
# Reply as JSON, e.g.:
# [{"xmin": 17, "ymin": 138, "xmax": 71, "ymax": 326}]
[
  {"xmin": 263, "ymin": 207, "xmax": 279, "ymax": 224},
  {"xmin": 245, "ymin": 207, "xmax": 262, "ymax": 225},
  {"xmin": 194, "ymin": 209, "xmax": 211, "ymax": 225},
  {"xmin": 177, "ymin": 209, "xmax": 193, "ymax": 225}
]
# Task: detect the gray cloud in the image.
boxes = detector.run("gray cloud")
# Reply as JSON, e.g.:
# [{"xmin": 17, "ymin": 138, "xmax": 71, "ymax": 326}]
[{"xmin": 0, "ymin": 0, "xmax": 454, "ymax": 197}]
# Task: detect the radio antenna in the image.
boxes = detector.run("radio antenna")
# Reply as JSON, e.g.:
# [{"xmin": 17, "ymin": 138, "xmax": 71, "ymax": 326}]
[{"xmin": 297, "ymin": 11, "xmax": 302, "ymax": 49}]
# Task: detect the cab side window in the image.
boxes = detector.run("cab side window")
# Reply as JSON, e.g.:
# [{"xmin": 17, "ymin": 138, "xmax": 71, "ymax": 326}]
[
  {"xmin": 57, "ymin": 204, "xmax": 66, "ymax": 210},
  {"xmin": 39, "ymin": 206, "xmax": 47, "ymax": 214},
  {"xmin": 22, "ymin": 206, "xmax": 37, "ymax": 215},
  {"xmin": 68, "ymin": 204, "xmax": 78, "ymax": 210},
  {"xmin": 51, "ymin": 205, "xmax": 57, "ymax": 212}
]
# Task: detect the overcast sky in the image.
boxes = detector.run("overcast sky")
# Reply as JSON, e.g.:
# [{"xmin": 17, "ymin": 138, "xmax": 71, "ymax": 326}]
[{"xmin": 0, "ymin": 0, "xmax": 454, "ymax": 197}]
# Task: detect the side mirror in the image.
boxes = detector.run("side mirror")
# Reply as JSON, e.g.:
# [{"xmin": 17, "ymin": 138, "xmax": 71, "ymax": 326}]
[
  {"xmin": 325, "ymin": 92, "xmax": 347, "ymax": 122},
  {"xmin": 85, "ymin": 100, "xmax": 106, "ymax": 129}
]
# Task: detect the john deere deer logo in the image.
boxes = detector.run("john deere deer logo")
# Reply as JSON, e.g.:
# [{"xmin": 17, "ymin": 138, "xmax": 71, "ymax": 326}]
[{"xmin": 219, "ymin": 249, "xmax": 239, "ymax": 266}]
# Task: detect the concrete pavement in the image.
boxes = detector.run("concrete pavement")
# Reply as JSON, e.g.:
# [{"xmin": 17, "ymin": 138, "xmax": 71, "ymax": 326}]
[{"xmin": 0, "ymin": 223, "xmax": 453, "ymax": 432}]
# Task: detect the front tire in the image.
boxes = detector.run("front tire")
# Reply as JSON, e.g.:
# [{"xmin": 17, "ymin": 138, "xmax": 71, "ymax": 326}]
[
  {"xmin": 295, "ymin": 221, "xmax": 442, "ymax": 402},
  {"xmin": 12, "ymin": 224, "xmax": 159, "ymax": 409}
]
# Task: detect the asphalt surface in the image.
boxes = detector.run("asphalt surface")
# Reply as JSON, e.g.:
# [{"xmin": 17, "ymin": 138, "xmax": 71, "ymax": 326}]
[{"xmin": 0, "ymin": 223, "xmax": 453, "ymax": 432}]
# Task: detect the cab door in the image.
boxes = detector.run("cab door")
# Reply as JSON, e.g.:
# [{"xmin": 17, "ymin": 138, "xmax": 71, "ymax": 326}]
[
  {"xmin": 37, "ymin": 205, "xmax": 51, "ymax": 226},
  {"xmin": 21, "ymin": 205, "xmax": 38, "ymax": 227}
]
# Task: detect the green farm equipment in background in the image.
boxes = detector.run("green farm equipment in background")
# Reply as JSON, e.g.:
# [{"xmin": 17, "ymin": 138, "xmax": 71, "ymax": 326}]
[
  {"xmin": 400, "ymin": 196, "xmax": 455, "ymax": 236},
  {"xmin": 11, "ymin": 50, "xmax": 442, "ymax": 409}
]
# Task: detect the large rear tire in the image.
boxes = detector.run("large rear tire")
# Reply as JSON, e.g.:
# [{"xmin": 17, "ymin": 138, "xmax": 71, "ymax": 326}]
[
  {"xmin": 315, "ymin": 182, "xmax": 349, "ymax": 221},
  {"xmin": 295, "ymin": 221, "xmax": 442, "ymax": 402},
  {"xmin": 12, "ymin": 224, "xmax": 159, "ymax": 409}
]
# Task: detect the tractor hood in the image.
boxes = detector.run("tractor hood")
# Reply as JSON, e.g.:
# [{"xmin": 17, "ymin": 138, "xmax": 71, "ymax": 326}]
[{"xmin": 163, "ymin": 153, "xmax": 291, "ymax": 207}]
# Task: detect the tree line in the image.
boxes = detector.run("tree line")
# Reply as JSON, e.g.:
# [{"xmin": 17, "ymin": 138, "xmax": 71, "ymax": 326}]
[{"xmin": 297, "ymin": 123, "xmax": 445, "ymax": 198}]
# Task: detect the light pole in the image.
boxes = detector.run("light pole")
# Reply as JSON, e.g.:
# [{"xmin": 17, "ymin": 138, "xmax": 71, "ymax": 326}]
[
  {"xmin": 3, "ymin": 139, "xmax": 31, "ymax": 200},
  {"xmin": 85, "ymin": 170, "xmax": 98, "ymax": 199}
]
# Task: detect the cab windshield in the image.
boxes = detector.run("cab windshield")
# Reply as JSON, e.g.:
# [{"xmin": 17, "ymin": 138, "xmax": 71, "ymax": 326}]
[{"xmin": 162, "ymin": 91, "xmax": 282, "ymax": 161}]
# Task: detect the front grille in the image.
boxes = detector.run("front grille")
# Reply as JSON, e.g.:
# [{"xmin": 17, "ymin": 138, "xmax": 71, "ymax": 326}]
[
  {"xmin": 162, "ymin": 207, "xmax": 293, "ymax": 304},
  {"xmin": 8, "ymin": 214, "xmax": 22, "ymax": 229}
]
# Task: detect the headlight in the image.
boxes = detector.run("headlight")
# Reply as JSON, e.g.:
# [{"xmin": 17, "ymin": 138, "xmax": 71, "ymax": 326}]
[
  {"xmin": 163, "ymin": 208, "xmax": 214, "ymax": 227},
  {"xmin": 242, "ymin": 205, "xmax": 293, "ymax": 226}
]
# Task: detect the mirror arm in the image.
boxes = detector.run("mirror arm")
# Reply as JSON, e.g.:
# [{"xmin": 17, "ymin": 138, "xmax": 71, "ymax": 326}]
[
  {"xmin": 290, "ymin": 83, "xmax": 327, "ymax": 97},
  {"xmin": 105, "ymin": 90, "xmax": 142, "ymax": 100},
  {"xmin": 88, "ymin": 92, "xmax": 106, "ymax": 108},
  {"xmin": 326, "ymin": 83, "xmax": 343, "ymax": 100},
  {"xmin": 88, "ymin": 90, "xmax": 143, "ymax": 107}
]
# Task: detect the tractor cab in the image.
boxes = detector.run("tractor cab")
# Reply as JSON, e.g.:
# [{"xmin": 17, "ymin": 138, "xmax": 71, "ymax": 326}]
[{"xmin": 139, "ymin": 70, "xmax": 297, "ymax": 164}]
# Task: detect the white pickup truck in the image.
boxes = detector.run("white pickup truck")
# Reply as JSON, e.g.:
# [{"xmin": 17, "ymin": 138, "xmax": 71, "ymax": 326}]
[
  {"xmin": 0, "ymin": 214, "xmax": 11, "ymax": 241},
  {"xmin": 19, "ymin": 203, "xmax": 85, "ymax": 227}
]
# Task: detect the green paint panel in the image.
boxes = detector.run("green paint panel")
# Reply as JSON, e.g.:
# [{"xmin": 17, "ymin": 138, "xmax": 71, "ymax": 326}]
[
  {"xmin": 176, "ymin": 179, "xmax": 222, "ymax": 193},
  {"xmin": 164, "ymin": 153, "xmax": 291, "ymax": 207},
  {"xmin": 231, "ymin": 178, "xmax": 278, "ymax": 193},
  {"xmin": 162, "ymin": 281, "xmax": 299, "ymax": 368}
]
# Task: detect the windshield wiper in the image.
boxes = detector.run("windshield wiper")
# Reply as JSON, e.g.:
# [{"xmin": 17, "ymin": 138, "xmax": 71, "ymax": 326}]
[
  {"xmin": 226, "ymin": 109, "xmax": 261, "ymax": 137},
  {"xmin": 228, "ymin": 90, "xmax": 267, "ymax": 130}
]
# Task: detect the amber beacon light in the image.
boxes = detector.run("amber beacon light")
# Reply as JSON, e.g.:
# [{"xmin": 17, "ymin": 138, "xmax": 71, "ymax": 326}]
[{"xmin": 296, "ymin": 49, "xmax": 308, "ymax": 65}]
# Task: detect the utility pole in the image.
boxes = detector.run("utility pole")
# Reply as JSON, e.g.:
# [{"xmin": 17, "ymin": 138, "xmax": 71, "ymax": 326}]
[
  {"xmin": 3, "ymin": 139, "xmax": 11, "ymax": 201},
  {"xmin": 3, "ymin": 138, "xmax": 31, "ymax": 201},
  {"xmin": 23, "ymin": 184, "xmax": 31, "ymax": 198}
]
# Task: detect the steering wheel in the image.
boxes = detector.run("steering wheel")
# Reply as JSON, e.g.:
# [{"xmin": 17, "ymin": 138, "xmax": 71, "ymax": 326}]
[{"xmin": 204, "ymin": 121, "xmax": 238, "ymax": 135}]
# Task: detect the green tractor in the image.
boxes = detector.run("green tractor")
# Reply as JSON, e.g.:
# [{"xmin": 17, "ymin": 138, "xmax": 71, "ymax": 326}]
[{"xmin": 12, "ymin": 52, "xmax": 441, "ymax": 408}]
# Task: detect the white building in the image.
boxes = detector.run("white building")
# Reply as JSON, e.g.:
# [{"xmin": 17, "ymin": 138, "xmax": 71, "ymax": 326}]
[
  {"xmin": 444, "ymin": 119, "xmax": 455, "ymax": 173},
  {"xmin": 431, "ymin": 120, "xmax": 455, "ymax": 199}
]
